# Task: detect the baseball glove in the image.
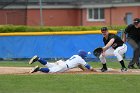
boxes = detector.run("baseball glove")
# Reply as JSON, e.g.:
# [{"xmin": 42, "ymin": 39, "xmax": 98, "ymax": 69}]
[{"xmin": 93, "ymin": 47, "xmax": 103, "ymax": 57}]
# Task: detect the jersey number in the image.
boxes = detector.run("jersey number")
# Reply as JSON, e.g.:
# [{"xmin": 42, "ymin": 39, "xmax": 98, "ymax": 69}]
[{"xmin": 68, "ymin": 56, "xmax": 76, "ymax": 61}]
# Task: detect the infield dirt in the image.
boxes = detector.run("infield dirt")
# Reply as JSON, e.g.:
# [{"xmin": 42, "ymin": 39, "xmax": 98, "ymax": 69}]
[{"xmin": 0, "ymin": 67, "xmax": 140, "ymax": 75}]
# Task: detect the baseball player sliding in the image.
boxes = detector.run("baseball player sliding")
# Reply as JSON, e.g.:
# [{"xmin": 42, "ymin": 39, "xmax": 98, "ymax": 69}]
[
  {"xmin": 99, "ymin": 27, "xmax": 127, "ymax": 72},
  {"xmin": 29, "ymin": 50, "xmax": 96, "ymax": 73}
]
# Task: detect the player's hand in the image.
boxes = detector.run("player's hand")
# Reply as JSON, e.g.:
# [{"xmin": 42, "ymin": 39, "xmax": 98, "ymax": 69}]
[
  {"xmin": 102, "ymin": 47, "xmax": 106, "ymax": 52},
  {"xmin": 101, "ymin": 51, "xmax": 105, "ymax": 57},
  {"xmin": 78, "ymin": 64, "xmax": 86, "ymax": 71},
  {"xmin": 90, "ymin": 68, "xmax": 97, "ymax": 72}
]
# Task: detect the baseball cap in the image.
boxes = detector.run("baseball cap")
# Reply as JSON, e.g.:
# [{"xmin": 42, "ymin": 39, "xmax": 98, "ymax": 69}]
[
  {"xmin": 78, "ymin": 50, "xmax": 87, "ymax": 59},
  {"xmin": 133, "ymin": 18, "xmax": 140, "ymax": 25},
  {"xmin": 101, "ymin": 27, "xmax": 108, "ymax": 32}
]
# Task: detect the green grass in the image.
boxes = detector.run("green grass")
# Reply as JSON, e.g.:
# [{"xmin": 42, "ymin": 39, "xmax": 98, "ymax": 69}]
[
  {"xmin": 0, "ymin": 74, "xmax": 140, "ymax": 93},
  {"xmin": 0, "ymin": 61, "xmax": 30, "ymax": 67},
  {"xmin": 0, "ymin": 60, "xmax": 45, "ymax": 67},
  {"xmin": 0, "ymin": 61, "xmax": 139, "ymax": 93}
]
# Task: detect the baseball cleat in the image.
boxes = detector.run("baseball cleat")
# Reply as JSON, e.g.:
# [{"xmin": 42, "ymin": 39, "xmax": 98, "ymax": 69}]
[
  {"xmin": 121, "ymin": 67, "xmax": 127, "ymax": 72},
  {"xmin": 101, "ymin": 68, "xmax": 108, "ymax": 72},
  {"xmin": 29, "ymin": 65, "xmax": 40, "ymax": 73},
  {"xmin": 128, "ymin": 65, "xmax": 137, "ymax": 69},
  {"xmin": 29, "ymin": 55, "xmax": 39, "ymax": 64}
]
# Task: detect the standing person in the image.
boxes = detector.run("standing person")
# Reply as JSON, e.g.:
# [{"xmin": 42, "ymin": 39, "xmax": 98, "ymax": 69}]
[
  {"xmin": 29, "ymin": 50, "xmax": 96, "ymax": 73},
  {"xmin": 99, "ymin": 27, "xmax": 127, "ymax": 72},
  {"xmin": 122, "ymin": 18, "xmax": 140, "ymax": 69}
]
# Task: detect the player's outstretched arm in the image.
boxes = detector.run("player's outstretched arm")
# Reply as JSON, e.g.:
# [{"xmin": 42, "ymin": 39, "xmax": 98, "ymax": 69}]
[
  {"xmin": 84, "ymin": 64, "xmax": 97, "ymax": 72},
  {"xmin": 122, "ymin": 33, "xmax": 126, "ymax": 42},
  {"xmin": 103, "ymin": 38, "xmax": 115, "ymax": 51},
  {"xmin": 90, "ymin": 68, "xmax": 97, "ymax": 72},
  {"xmin": 78, "ymin": 64, "xmax": 86, "ymax": 71}
]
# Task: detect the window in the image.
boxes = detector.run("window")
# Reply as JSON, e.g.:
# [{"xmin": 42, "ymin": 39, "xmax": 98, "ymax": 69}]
[{"xmin": 87, "ymin": 8, "xmax": 105, "ymax": 21}]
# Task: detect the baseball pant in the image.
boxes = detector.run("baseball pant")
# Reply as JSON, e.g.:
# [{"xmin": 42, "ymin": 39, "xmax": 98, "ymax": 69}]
[
  {"xmin": 99, "ymin": 44, "xmax": 127, "ymax": 64},
  {"xmin": 127, "ymin": 37, "xmax": 140, "ymax": 67},
  {"xmin": 45, "ymin": 60, "xmax": 68, "ymax": 73}
]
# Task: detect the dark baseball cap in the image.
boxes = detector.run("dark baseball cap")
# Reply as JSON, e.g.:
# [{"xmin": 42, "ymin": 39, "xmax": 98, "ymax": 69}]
[
  {"xmin": 133, "ymin": 18, "xmax": 140, "ymax": 25},
  {"xmin": 101, "ymin": 27, "xmax": 108, "ymax": 32}
]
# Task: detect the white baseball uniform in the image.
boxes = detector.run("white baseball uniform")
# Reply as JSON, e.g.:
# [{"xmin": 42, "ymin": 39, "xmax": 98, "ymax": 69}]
[
  {"xmin": 45, "ymin": 55, "xmax": 88, "ymax": 73},
  {"xmin": 99, "ymin": 44, "xmax": 127, "ymax": 64}
]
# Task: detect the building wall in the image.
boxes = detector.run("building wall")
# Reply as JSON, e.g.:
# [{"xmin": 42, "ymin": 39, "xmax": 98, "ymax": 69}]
[
  {"xmin": 82, "ymin": 6, "xmax": 140, "ymax": 26},
  {"xmin": 0, "ymin": 9, "xmax": 26, "ymax": 25},
  {"xmin": 110, "ymin": 6, "xmax": 140, "ymax": 25},
  {"xmin": 27, "ymin": 9, "xmax": 82, "ymax": 26},
  {"xmin": 138, "ymin": 7, "xmax": 140, "ymax": 18},
  {"xmin": 0, "ymin": 6, "xmax": 140, "ymax": 26},
  {"xmin": 0, "ymin": 10, "xmax": 6, "ymax": 24}
]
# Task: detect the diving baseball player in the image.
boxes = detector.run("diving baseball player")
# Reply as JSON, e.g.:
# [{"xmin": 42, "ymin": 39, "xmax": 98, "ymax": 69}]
[
  {"xmin": 99, "ymin": 27, "xmax": 127, "ymax": 72},
  {"xmin": 29, "ymin": 50, "xmax": 96, "ymax": 73}
]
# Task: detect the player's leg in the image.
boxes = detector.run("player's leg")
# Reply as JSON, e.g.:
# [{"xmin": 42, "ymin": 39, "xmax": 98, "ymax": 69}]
[
  {"xmin": 49, "ymin": 61, "xmax": 70, "ymax": 73},
  {"xmin": 114, "ymin": 44, "xmax": 127, "ymax": 71},
  {"xmin": 30, "ymin": 66, "xmax": 63, "ymax": 73},
  {"xmin": 29, "ymin": 55, "xmax": 59, "ymax": 69},
  {"xmin": 114, "ymin": 44, "xmax": 127, "ymax": 61},
  {"xmin": 29, "ymin": 65, "xmax": 50, "ymax": 73},
  {"xmin": 45, "ymin": 63, "xmax": 67, "ymax": 73},
  {"xmin": 30, "ymin": 61, "xmax": 68, "ymax": 73},
  {"xmin": 29, "ymin": 55, "xmax": 48, "ymax": 65},
  {"xmin": 138, "ymin": 41, "xmax": 140, "ymax": 69},
  {"xmin": 99, "ymin": 48, "xmax": 114, "ymax": 72},
  {"xmin": 127, "ymin": 38, "xmax": 139, "ymax": 68},
  {"xmin": 45, "ymin": 60, "xmax": 65, "ymax": 68},
  {"xmin": 29, "ymin": 55, "xmax": 39, "ymax": 64},
  {"xmin": 38, "ymin": 58, "xmax": 57, "ymax": 68}
]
